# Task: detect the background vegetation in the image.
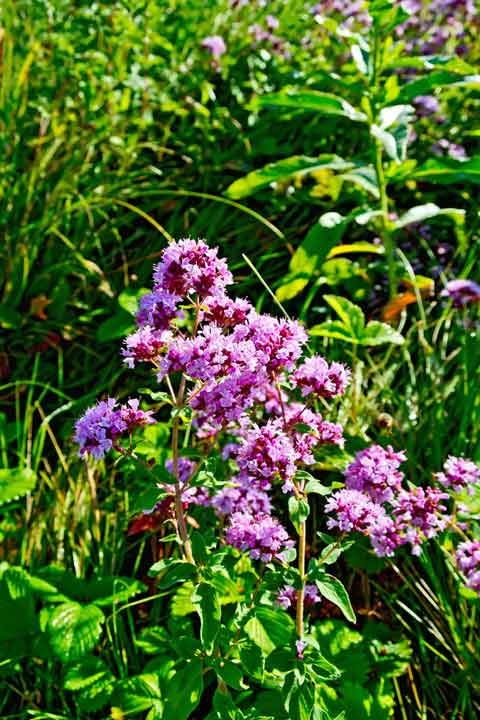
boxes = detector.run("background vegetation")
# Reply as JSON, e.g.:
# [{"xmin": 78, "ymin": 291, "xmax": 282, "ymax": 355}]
[{"xmin": 0, "ymin": 0, "xmax": 479, "ymax": 717}]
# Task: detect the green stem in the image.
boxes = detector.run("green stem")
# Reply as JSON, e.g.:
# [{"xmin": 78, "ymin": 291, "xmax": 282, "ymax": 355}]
[
  {"xmin": 172, "ymin": 375, "xmax": 194, "ymax": 565},
  {"xmin": 296, "ymin": 519, "xmax": 306, "ymax": 638},
  {"xmin": 374, "ymin": 138, "xmax": 397, "ymax": 298}
]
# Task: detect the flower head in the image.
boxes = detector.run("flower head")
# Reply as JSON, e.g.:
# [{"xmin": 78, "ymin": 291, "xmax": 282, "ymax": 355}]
[
  {"xmin": 153, "ymin": 238, "xmax": 232, "ymax": 299},
  {"xmin": 345, "ymin": 444, "xmax": 406, "ymax": 503},
  {"xmin": 292, "ymin": 356, "xmax": 351, "ymax": 399},
  {"xmin": 325, "ymin": 488, "xmax": 386, "ymax": 533},
  {"xmin": 225, "ymin": 511, "xmax": 294, "ymax": 562},
  {"xmin": 74, "ymin": 398, "xmax": 154, "ymax": 459},
  {"xmin": 201, "ymin": 35, "xmax": 227, "ymax": 59},
  {"xmin": 455, "ymin": 540, "xmax": 480, "ymax": 594},
  {"xmin": 122, "ymin": 326, "xmax": 169, "ymax": 367},
  {"xmin": 436, "ymin": 455, "xmax": 480, "ymax": 494},
  {"xmin": 136, "ymin": 289, "xmax": 182, "ymax": 330},
  {"xmin": 441, "ymin": 279, "xmax": 480, "ymax": 307}
]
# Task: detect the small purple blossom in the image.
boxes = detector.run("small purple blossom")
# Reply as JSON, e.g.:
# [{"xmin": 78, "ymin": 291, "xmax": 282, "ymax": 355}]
[
  {"xmin": 201, "ymin": 35, "xmax": 227, "ymax": 59},
  {"xmin": 74, "ymin": 398, "xmax": 154, "ymax": 460},
  {"xmin": 296, "ymin": 639, "xmax": 306, "ymax": 659},
  {"xmin": 232, "ymin": 312, "xmax": 308, "ymax": 375},
  {"xmin": 393, "ymin": 486, "xmax": 449, "ymax": 552},
  {"xmin": 325, "ymin": 489, "xmax": 386, "ymax": 533},
  {"xmin": 441, "ymin": 279, "xmax": 480, "ymax": 307},
  {"xmin": 277, "ymin": 584, "xmax": 320, "ymax": 610},
  {"xmin": 292, "ymin": 356, "xmax": 351, "ymax": 399},
  {"xmin": 203, "ymin": 295, "xmax": 252, "ymax": 327},
  {"xmin": 153, "ymin": 238, "xmax": 232, "ymax": 300},
  {"xmin": 369, "ymin": 515, "xmax": 403, "ymax": 558},
  {"xmin": 236, "ymin": 421, "xmax": 297, "ymax": 491},
  {"xmin": 432, "ymin": 139, "xmax": 468, "ymax": 161},
  {"xmin": 165, "ymin": 457, "xmax": 196, "ymax": 484},
  {"xmin": 345, "ymin": 445, "xmax": 406, "ymax": 503},
  {"xmin": 436, "ymin": 456, "xmax": 480, "ymax": 494},
  {"xmin": 413, "ymin": 95, "xmax": 441, "ymax": 117},
  {"xmin": 455, "ymin": 540, "xmax": 480, "ymax": 594},
  {"xmin": 122, "ymin": 326, "xmax": 169, "ymax": 368},
  {"xmin": 136, "ymin": 289, "xmax": 181, "ymax": 330},
  {"xmin": 211, "ymin": 478, "xmax": 272, "ymax": 516},
  {"xmin": 225, "ymin": 511, "xmax": 294, "ymax": 562}
]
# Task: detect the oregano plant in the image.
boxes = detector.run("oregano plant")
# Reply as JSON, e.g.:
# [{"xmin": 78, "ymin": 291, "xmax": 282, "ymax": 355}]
[{"xmin": 69, "ymin": 237, "xmax": 480, "ymax": 718}]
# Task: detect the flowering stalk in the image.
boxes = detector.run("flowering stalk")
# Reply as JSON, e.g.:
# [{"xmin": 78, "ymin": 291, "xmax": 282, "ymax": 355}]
[
  {"xmin": 172, "ymin": 374, "xmax": 194, "ymax": 564},
  {"xmin": 296, "ymin": 517, "xmax": 306, "ymax": 639}
]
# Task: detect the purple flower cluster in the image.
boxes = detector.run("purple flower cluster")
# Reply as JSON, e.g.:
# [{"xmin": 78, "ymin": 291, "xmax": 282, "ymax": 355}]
[
  {"xmin": 393, "ymin": 487, "xmax": 449, "ymax": 554},
  {"xmin": 345, "ymin": 445, "xmax": 406, "ymax": 503},
  {"xmin": 398, "ymin": 0, "xmax": 476, "ymax": 55},
  {"xmin": 441, "ymin": 279, "xmax": 480, "ymax": 308},
  {"xmin": 325, "ymin": 488, "xmax": 385, "ymax": 533},
  {"xmin": 326, "ymin": 444, "xmax": 451, "ymax": 557},
  {"xmin": 76, "ymin": 239, "xmax": 348, "ymax": 577},
  {"xmin": 436, "ymin": 456, "xmax": 480, "ymax": 494},
  {"xmin": 249, "ymin": 15, "xmax": 291, "ymax": 58},
  {"xmin": 201, "ymin": 36, "xmax": 227, "ymax": 59},
  {"xmin": 455, "ymin": 540, "xmax": 480, "ymax": 594},
  {"xmin": 292, "ymin": 356, "xmax": 350, "ymax": 399},
  {"xmin": 277, "ymin": 583, "xmax": 320, "ymax": 610},
  {"xmin": 225, "ymin": 511, "xmax": 294, "ymax": 562},
  {"xmin": 74, "ymin": 398, "xmax": 155, "ymax": 459},
  {"xmin": 432, "ymin": 139, "xmax": 468, "ymax": 161},
  {"xmin": 153, "ymin": 238, "xmax": 232, "ymax": 300}
]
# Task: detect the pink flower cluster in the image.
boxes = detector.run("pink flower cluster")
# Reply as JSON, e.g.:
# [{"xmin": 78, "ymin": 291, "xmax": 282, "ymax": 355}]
[
  {"xmin": 455, "ymin": 540, "xmax": 480, "ymax": 593},
  {"xmin": 436, "ymin": 456, "xmax": 480, "ymax": 494},
  {"xmin": 74, "ymin": 398, "xmax": 155, "ymax": 459},
  {"xmin": 277, "ymin": 584, "xmax": 320, "ymax": 610},
  {"xmin": 225, "ymin": 511, "xmax": 294, "ymax": 562},
  {"xmin": 326, "ymin": 444, "xmax": 451, "ymax": 557},
  {"xmin": 76, "ymin": 238, "xmax": 350, "ymax": 565}
]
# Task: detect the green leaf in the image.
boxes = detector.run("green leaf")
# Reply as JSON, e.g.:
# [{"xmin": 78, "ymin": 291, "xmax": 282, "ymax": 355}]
[
  {"xmin": 64, "ymin": 658, "xmax": 115, "ymax": 712},
  {"xmin": 324, "ymin": 295, "xmax": 365, "ymax": 337},
  {"xmin": 0, "ymin": 567, "xmax": 36, "ymax": 643},
  {"xmin": 327, "ymin": 242, "xmax": 384, "ymax": 258},
  {"xmin": 319, "ymin": 542, "xmax": 353, "ymax": 566},
  {"xmin": 393, "ymin": 203, "xmax": 465, "ymax": 229},
  {"xmin": 339, "ymin": 167, "xmax": 379, "ymax": 199},
  {"xmin": 244, "ymin": 607, "xmax": 294, "ymax": 656},
  {"xmin": 149, "ymin": 560, "xmax": 197, "ymax": 588},
  {"xmin": 395, "ymin": 70, "xmax": 479, "ymax": 103},
  {"xmin": 409, "ymin": 156, "xmax": 480, "ymax": 184},
  {"xmin": 163, "ymin": 659, "xmax": 204, "ymax": 720},
  {"xmin": 225, "ymin": 155, "xmax": 353, "ymax": 200},
  {"xmin": 276, "ymin": 212, "xmax": 348, "ymax": 301},
  {"xmin": 113, "ymin": 674, "xmax": 163, "ymax": 715},
  {"xmin": 47, "ymin": 602, "xmax": 104, "ymax": 662},
  {"xmin": 0, "ymin": 467, "xmax": 37, "ymax": 505},
  {"xmin": 370, "ymin": 0, "xmax": 409, "ymax": 34},
  {"xmin": 192, "ymin": 583, "xmax": 221, "ymax": 654},
  {"xmin": 285, "ymin": 674, "xmax": 315, "ymax": 720},
  {"xmin": 315, "ymin": 575, "xmax": 356, "ymax": 623},
  {"xmin": 118, "ymin": 287, "xmax": 150, "ymax": 316},
  {"xmin": 309, "ymin": 321, "xmax": 357, "ymax": 344},
  {"xmin": 362, "ymin": 321, "xmax": 404, "ymax": 346},
  {"xmin": 214, "ymin": 660, "xmax": 246, "ymax": 690},
  {"xmin": 305, "ymin": 478, "xmax": 332, "ymax": 496},
  {"xmin": 288, "ymin": 496, "xmax": 310, "ymax": 533},
  {"xmin": 96, "ymin": 310, "xmax": 134, "ymax": 342},
  {"xmin": 255, "ymin": 90, "xmax": 367, "ymax": 122},
  {"xmin": 239, "ymin": 642, "xmax": 264, "ymax": 680}
]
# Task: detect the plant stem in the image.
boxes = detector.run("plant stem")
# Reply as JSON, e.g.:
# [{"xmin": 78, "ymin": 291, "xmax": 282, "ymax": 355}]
[
  {"xmin": 296, "ymin": 519, "xmax": 306, "ymax": 638},
  {"xmin": 172, "ymin": 375, "xmax": 194, "ymax": 564},
  {"xmin": 374, "ymin": 138, "xmax": 397, "ymax": 298}
]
